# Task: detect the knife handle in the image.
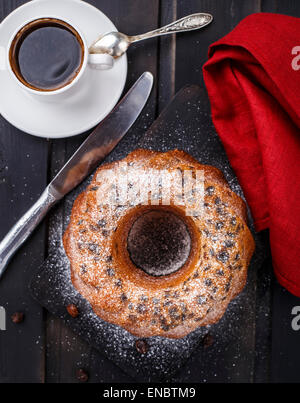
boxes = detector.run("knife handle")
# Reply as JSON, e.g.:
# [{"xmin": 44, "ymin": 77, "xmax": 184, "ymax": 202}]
[{"xmin": 0, "ymin": 187, "xmax": 57, "ymax": 279}]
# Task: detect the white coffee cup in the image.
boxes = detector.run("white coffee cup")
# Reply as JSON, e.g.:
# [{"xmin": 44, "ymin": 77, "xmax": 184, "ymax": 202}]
[{"xmin": 4, "ymin": 16, "xmax": 114, "ymax": 101}]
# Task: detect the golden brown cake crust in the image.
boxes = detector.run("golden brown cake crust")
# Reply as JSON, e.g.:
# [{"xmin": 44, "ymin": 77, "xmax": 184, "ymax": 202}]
[{"xmin": 63, "ymin": 149, "xmax": 255, "ymax": 338}]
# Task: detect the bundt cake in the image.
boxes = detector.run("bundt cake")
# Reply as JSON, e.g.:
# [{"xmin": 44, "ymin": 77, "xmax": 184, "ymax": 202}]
[{"xmin": 63, "ymin": 149, "xmax": 255, "ymax": 338}]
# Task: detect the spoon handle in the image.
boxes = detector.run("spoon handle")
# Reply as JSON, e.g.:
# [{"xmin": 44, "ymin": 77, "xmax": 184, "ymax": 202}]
[{"xmin": 129, "ymin": 13, "xmax": 213, "ymax": 43}]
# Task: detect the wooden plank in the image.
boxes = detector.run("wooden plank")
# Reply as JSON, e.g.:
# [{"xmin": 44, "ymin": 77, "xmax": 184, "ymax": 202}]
[
  {"xmin": 261, "ymin": 0, "xmax": 300, "ymax": 383},
  {"xmin": 98, "ymin": 0, "xmax": 160, "ymax": 152},
  {"xmin": 262, "ymin": 0, "xmax": 300, "ymax": 16},
  {"xmin": 175, "ymin": 0, "xmax": 261, "ymax": 91},
  {"xmin": 173, "ymin": 0, "xmax": 269, "ymax": 383},
  {"xmin": 157, "ymin": 0, "xmax": 177, "ymax": 113},
  {"xmin": 45, "ymin": 0, "xmax": 160, "ymax": 383},
  {"xmin": 253, "ymin": 236, "xmax": 272, "ymax": 383},
  {"xmin": 270, "ymin": 281, "xmax": 300, "ymax": 383},
  {"xmin": 0, "ymin": 0, "xmax": 47, "ymax": 383}
]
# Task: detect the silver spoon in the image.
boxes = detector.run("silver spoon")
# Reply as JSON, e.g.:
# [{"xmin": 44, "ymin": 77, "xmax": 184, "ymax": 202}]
[{"xmin": 89, "ymin": 13, "xmax": 213, "ymax": 58}]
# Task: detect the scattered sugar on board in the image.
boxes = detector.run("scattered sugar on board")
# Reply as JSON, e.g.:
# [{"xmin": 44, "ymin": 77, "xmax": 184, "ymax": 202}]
[{"xmin": 30, "ymin": 88, "xmax": 267, "ymax": 381}]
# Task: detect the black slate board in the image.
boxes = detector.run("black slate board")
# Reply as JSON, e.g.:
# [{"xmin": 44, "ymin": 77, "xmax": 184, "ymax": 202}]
[{"xmin": 29, "ymin": 85, "xmax": 267, "ymax": 382}]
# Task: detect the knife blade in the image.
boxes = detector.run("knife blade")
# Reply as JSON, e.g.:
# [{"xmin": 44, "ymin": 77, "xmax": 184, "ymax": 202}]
[
  {"xmin": 0, "ymin": 72, "xmax": 153, "ymax": 279},
  {"xmin": 50, "ymin": 71, "xmax": 153, "ymax": 198}
]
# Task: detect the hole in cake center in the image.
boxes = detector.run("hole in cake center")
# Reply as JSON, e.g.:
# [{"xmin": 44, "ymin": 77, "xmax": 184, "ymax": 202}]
[{"xmin": 127, "ymin": 210, "xmax": 191, "ymax": 276}]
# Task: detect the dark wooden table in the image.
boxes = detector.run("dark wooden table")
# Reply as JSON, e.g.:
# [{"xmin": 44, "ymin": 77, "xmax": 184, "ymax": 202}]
[{"xmin": 0, "ymin": 0, "xmax": 300, "ymax": 383}]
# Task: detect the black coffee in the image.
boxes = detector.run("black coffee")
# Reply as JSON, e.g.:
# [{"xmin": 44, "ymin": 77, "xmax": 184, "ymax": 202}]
[{"xmin": 10, "ymin": 19, "xmax": 84, "ymax": 91}]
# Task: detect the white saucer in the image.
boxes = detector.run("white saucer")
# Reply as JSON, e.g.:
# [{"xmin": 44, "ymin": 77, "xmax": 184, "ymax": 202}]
[{"xmin": 0, "ymin": 0, "xmax": 127, "ymax": 138}]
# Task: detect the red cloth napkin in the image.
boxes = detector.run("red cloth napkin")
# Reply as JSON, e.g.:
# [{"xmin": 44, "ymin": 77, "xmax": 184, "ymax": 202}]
[{"xmin": 203, "ymin": 13, "xmax": 300, "ymax": 296}]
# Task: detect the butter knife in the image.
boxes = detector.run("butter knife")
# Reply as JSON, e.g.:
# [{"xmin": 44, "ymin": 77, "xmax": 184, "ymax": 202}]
[{"xmin": 0, "ymin": 71, "xmax": 153, "ymax": 279}]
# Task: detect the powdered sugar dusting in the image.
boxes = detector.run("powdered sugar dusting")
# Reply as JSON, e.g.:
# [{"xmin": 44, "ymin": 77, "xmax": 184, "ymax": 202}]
[
  {"xmin": 30, "ymin": 238, "xmax": 206, "ymax": 381},
  {"xmin": 30, "ymin": 86, "xmax": 267, "ymax": 381}
]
